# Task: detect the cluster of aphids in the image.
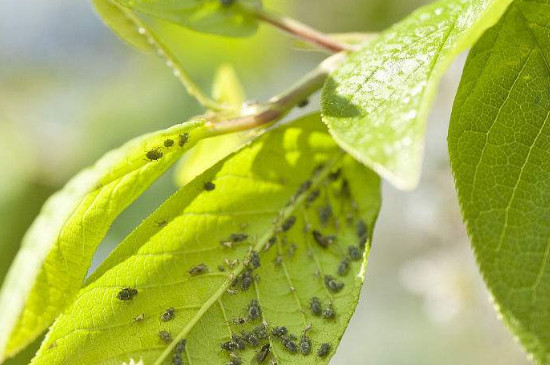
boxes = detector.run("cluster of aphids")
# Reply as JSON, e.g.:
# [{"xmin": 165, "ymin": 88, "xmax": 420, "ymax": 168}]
[
  {"xmin": 144, "ymin": 133, "xmax": 189, "ymax": 162},
  {"xmin": 219, "ymin": 300, "xmax": 332, "ymax": 364}
]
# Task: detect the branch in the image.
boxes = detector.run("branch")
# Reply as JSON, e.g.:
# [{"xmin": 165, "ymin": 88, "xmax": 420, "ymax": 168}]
[{"xmin": 207, "ymin": 52, "xmax": 347, "ymax": 133}]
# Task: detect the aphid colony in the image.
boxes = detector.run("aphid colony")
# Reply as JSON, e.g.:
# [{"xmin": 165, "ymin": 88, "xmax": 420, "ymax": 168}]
[
  {"xmin": 111, "ymin": 163, "xmax": 367, "ymax": 364},
  {"xmin": 144, "ymin": 132, "xmax": 189, "ymax": 161}
]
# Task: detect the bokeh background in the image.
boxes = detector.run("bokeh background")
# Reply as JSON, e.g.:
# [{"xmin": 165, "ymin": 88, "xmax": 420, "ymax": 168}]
[{"xmin": 0, "ymin": 0, "xmax": 532, "ymax": 364}]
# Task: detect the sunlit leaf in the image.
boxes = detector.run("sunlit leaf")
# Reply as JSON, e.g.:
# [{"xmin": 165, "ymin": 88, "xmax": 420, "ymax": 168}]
[
  {"xmin": 31, "ymin": 114, "xmax": 381, "ymax": 365},
  {"xmin": 449, "ymin": 0, "xmax": 550, "ymax": 361},
  {"xmin": 114, "ymin": 0, "xmax": 262, "ymax": 37},
  {"xmin": 321, "ymin": 0, "xmax": 513, "ymax": 190},
  {"xmin": 0, "ymin": 119, "xmax": 208, "ymax": 361}
]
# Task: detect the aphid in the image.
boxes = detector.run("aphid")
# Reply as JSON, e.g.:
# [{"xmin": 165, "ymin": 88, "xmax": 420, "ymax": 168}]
[
  {"xmin": 348, "ymin": 245, "xmax": 362, "ymax": 261},
  {"xmin": 225, "ymin": 258, "xmax": 239, "ymax": 268},
  {"xmin": 178, "ymin": 133, "xmax": 189, "ymax": 147},
  {"xmin": 232, "ymin": 317, "xmax": 247, "ymax": 325},
  {"xmin": 271, "ymin": 326, "xmax": 288, "ymax": 337},
  {"xmin": 232, "ymin": 334, "xmax": 246, "ymax": 350},
  {"xmin": 240, "ymin": 270, "xmax": 253, "ymax": 291},
  {"xmin": 175, "ymin": 339, "xmax": 187, "ymax": 354},
  {"xmin": 172, "ymin": 353, "xmax": 182, "ymax": 365},
  {"xmin": 218, "ymin": 265, "xmax": 226, "ymax": 272},
  {"xmin": 161, "ymin": 307, "xmax": 175, "ymax": 322},
  {"xmin": 281, "ymin": 216, "xmax": 296, "ymax": 232},
  {"xmin": 226, "ymin": 288, "xmax": 238, "ymax": 295},
  {"xmin": 358, "ymin": 234, "xmax": 368, "ymax": 249},
  {"xmin": 341, "ymin": 179, "xmax": 351, "ymax": 198},
  {"xmin": 188, "ymin": 263, "xmax": 208, "ymax": 276},
  {"xmin": 295, "ymin": 180, "xmax": 312, "ymax": 197},
  {"xmin": 219, "ymin": 0, "xmax": 235, "ymax": 6},
  {"xmin": 221, "ymin": 341, "xmax": 239, "ymax": 351},
  {"xmin": 133, "ymin": 313, "xmax": 145, "ymax": 322},
  {"xmin": 337, "ymin": 259, "xmax": 350, "ymax": 276},
  {"xmin": 274, "ymin": 255, "xmax": 283, "ymax": 266},
  {"xmin": 318, "ymin": 205, "xmax": 332, "ymax": 226},
  {"xmin": 256, "ymin": 344, "xmax": 271, "ymax": 363},
  {"xmin": 312, "ymin": 230, "xmax": 332, "ymax": 248},
  {"xmin": 287, "ymin": 243, "xmax": 297, "ymax": 257},
  {"xmin": 249, "ymin": 250, "xmax": 261, "ymax": 269},
  {"xmin": 164, "ymin": 139, "xmax": 174, "ymax": 147},
  {"xmin": 322, "ymin": 304, "xmax": 335, "ymax": 319},
  {"xmin": 284, "ymin": 340, "xmax": 298, "ymax": 353},
  {"xmin": 204, "ymin": 181, "xmax": 216, "ymax": 191},
  {"xmin": 324, "ymin": 275, "xmax": 344, "ymax": 293},
  {"xmin": 253, "ymin": 324, "xmax": 268, "ymax": 339},
  {"xmin": 146, "ymin": 149, "xmax": 163, "ymax": 161},
  {"xmin": 328, "ymin": 168, "xmax": 342, "ymax": 181},
  {"xmin": 248, "ymin": 299, "xmax": 261, "ymax": 320},
  {"xmin": 306, "ymin": 190, "xmax": 320, "ymax": 205},
  {"xmin": 230, "ymin": 233, "xmax": 248, "ymax": 242},
  {"xmin": 228, "ymin": 354, "xmax": 242, "ymax": 365},
  {"xmin": 117, "ymin": 287, "xmax": 138, "ymax": 301},
  {"xmin": 156, "ymin": 220, "xmax": 168, "ymax": 227},
  {"xmin": 244, "ymin": 332, "xmax": 260, "ymax": 347},
  {"xmin": 264, "ymin": 236, "xmax": 276, "ymax": 252},
  {"xmin": 357, "ymin": 220, "xmax": 368, "ymax": 238},
  {"xmin": 317, "ymin": 343, "xmax": 331, "ymax": 358},
  {"xmin": 300, "ymin": 335, "xmax": 312, "ymax": 355},
  {"xmin": 298, "ymin": 99, "xmax": 309, "ymax": 108},
  {"xmin": 159, "ymin": 330, "xmax": 172, "ymax": 344},
  {"xmin": 310, "ymin": 297, "xmax": 322, "ymax": 316}
]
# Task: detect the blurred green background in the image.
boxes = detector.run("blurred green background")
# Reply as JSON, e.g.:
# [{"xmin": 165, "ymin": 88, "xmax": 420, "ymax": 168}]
[{"xmin": 0, "ymin": 0, "xmax": 531, "ymax": 364}]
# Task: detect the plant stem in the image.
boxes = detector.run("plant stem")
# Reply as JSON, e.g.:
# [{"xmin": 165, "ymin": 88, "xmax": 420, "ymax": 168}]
[
  {"xmin": 126, "ymin": 11, "xmax": 224, "ymax": 111},
  {"xmin": 208, "ymin": 52, "xmax": 347, "ymax": 133},
  {"xmin": 244, "ymin": 5, "xmax": 355, "ymax": 53}
]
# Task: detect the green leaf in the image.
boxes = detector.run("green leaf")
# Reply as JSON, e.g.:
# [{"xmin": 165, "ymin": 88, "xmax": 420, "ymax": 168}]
[
  {"xmin": 92, "ymin": 0, "xmax": 154, "ymax": 52},
  {"xmin": 321, "ymin": 0, "xmax": 513, "ymax": 190},
  {"xmin": 0, "ymin": 119, "xmax": 208, "ymax": 362},
  {"xmin": 31, "ymin": 114, "xmax": 381, "ymax": 365},
  {"xmin": 449, "ymin": 0, "xmax": 550, "ymax": 361},
  {"xmin": 114, "ymin": 0, "xmax": 261, "ymax": 38},
  {"xmin": 212, "ymin": 63, "xmax": 246, "ymax": 109}
]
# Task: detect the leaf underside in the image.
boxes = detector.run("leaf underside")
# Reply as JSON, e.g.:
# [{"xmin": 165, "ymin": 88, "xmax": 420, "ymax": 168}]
[
  {"xmin": 114, "ymin": 0, "xmax": 261, "ymax": 38},
  {"xmin": 321, "ymin": 0, "xmax": 513, "ymax": 190},
  {"xmin": 0, "ymin": 119, "xmax": 208, "ymax": 362},
  {"xmin": 31, "ymin": 114, "xmax": 381, "ymax": 365},
  {"xmin": 448, "ymin": 0, "xmax": 550, "ymax": 362}
]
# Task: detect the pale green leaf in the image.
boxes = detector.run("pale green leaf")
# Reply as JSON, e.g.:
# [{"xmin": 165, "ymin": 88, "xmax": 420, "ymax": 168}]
[
  {"xmin": 449, "ymin": 0, "xmax": 550, "ymax": 362},
  {"xmin": 31, "ymin": 114, "xmax": 381, "ymax": 365},
  {"xmin": 92, "ymin": 0, "xmax": 154, "ymax": 52},
  {"xmin": 0, "ymin": 119, "xmax": 208, "ymax": 361},
  {"xmin": 212, "ymin": 63, "xmax": 246, "ymax": 109},
  {"xmin": 321, "ymin": 0, "xmax": 513, "ymax": 190},
  {"xmin": 114, "ymin": 0, "xmax": 261, "ymax": 38}
]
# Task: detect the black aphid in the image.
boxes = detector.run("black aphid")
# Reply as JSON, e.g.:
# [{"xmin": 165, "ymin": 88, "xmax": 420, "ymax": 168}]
[
  {"xmin": 296, "ymin": 180, "xmax": 312, "ymax": 197},
  {"xmin": 312, "ymin": 230, "xmax": 332, "ymax": 248},
  {"xmin": 240, "ymin": 270, "xmax": 253, "ymax": 291},
  {"xmin": 117, "ymin": 287, "xmax": 138, "ymax": 301},
  {"xmin": 219, "ymin": 0, "xmax": 235, "ymax": 6},
  {"xmin": 221, "ymin": 341, "xmax": 239, "ymax": 351},
  {"xmin": 230, "ymin": 233, "xmax": 248, "ymax": 242},
  {"xmin": 164, "ymin": 139, "xmax": 174, "ymax": 147},
  {"xmin": 204, "ymin": 181, "xmax": 215, "ymax": 191},
  {"xmin": 159, "ymin": 330, "xmax": 172, "ymax": 344},
  {"xmin": 328, "ymin": 168, "xmax": 342, "ymax": 181},
  {"xmin": 337, "ymin": 259, "xmax": 350, "ymax": 276},
  {"xmin": 250, "ymin": 250, "xmax": 261, "ymax": 269},
  {"xmin": 157, "ymin": 220, "xmax": 168, "ymax": 227},
  {"xmin": 310, "ymin": 297, "xmax": 322, "ymax": 316},
  {"xmin": 357, "ymin": 220, "xmax": 368, "ymax": 238},
  {"xmin": 179, "ymin": 133, "xmax": 189, "ymax": 147},
  {"xmin": 232, "ymin": 334, "xmax": 246, "ymax": 350},
  {"xmin": 248, "ymin": 299, "xmax": 261, "ymax": 320},
  {"xmin": 341, "ymin": 179, "xmax": 351, "ymax": 198},
  {"xmin": 172, "ymin": 353, "xmax": 182, "ymax": 365},
  {"xmin": 298, "ymin": 99, "xmax": 309, "ymax": 108},
  {"xmin": 324, "ymin": 275, "xmax": 344, "ymax": 293},
  {"xmin": 188, "ymin": 263, "xmax": 208, "ymax": 276},
  {"xmin": 218, "ymin": 265, "xmax": 226, "ymax": 272},
  {"xmin": 281, "ymin": 216, "xmax": 296, "ymax": 232},
  {"xmin": 233, "ymin": 317, "xmax": 247, "ymax": 325},
  {"xmin": 265, "ymin": 236, "xmax": 276, "ymax": 251},
  {"xmin": 244, "ymin": 332, "xmax": 260, "ymax": 347},
  {"xmin": 271, "ymin": 326, "xmax": 288, "ymax": 337},
  {"xmin": 253, "ymin": 325, "xmax": 268, "ymax": 339},
  {"xmin": 318, "ymin": 205, "xmax": 332, "ymax": 226},
  {"xmin": 306, "ymin": 190, "xmax": 320, "ymax": 205},
  {"xmin": 228, "ymin": 354, "xmax": 242, "ymax": 365},
  {"xmin": 348, "ymin": 245, "xmax": 362, "ymax": 261},
  {"xmin": 256, "ymin": 344, "xmax": 271, "ymax": 363},
  {"xmin": 284, "ymin": 340, "xmax": 298, "ymax": 353},
  {"xmin": 146, "ymin": 149, "xmax": 163, "ymax": 161},
  {"xmin": 161, "ymin": 307, "xmax": 175, "ymax": 322},
  {"xmin": 175, "ymin": 339, "xmax": 186, "ymax": 353},
  {"xmin": 317, "ymin": 343, "xmax": 331, "ymax": 358},
  {"xmin": 322, "ymin": 304, "xmax": 335, "ymax": 319},
  {"xmin": 300, "ymin": 335, "xmax": 312, "ymax": 355}
]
